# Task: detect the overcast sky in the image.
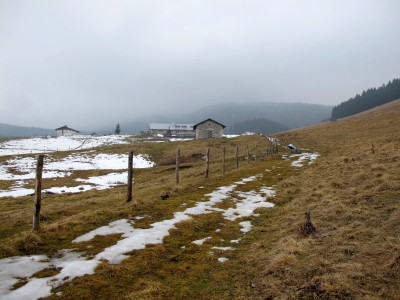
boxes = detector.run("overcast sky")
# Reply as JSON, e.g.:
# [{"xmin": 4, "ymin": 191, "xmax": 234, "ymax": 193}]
[{"xmin": 1, "ymin": 0, "xmax": 399, "ymax": 128}]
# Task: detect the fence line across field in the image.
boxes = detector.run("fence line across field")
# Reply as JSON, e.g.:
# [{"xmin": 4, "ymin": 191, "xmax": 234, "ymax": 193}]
[{"xmin": 31, "ymin": 140, "xmax": 279, "ymax": 230}]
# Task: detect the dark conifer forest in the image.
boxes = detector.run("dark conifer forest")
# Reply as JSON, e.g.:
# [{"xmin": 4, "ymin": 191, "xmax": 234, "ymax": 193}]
[{"xmin": 331, "ymin": 78, "xmax": 400, "ymax": 120}]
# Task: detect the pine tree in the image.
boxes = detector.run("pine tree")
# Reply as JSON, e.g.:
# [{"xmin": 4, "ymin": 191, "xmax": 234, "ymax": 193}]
[{"xmin": 114, "ymin": 123, "xmax": 121, "ymax": 135}]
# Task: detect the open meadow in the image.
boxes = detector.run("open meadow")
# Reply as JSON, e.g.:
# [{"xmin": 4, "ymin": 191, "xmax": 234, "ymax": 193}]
[{"xmin": 0, "ymin": 100, "xmax": 399, "ymax": 299}]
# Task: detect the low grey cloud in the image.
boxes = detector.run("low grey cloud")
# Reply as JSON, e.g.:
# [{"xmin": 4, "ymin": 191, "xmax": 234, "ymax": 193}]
[{"xmin": 1, "ymin": 0, "xmax": 400, "ymax": 129}]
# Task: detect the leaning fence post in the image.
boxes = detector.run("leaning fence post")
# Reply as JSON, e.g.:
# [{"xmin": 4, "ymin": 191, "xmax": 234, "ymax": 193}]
[
  {"xmin": 222, "ymin": 147, "xmax": 225, "ymax": 175},
  {"xmin": 175, "ymin": 149, "xmax": 180, "ymax": 184},
  {"xmin": 235, "ymin": 146, "xmax": 239, "ymax": 169},
  {"xmin": 126, "ymin": 150, "xmax": 133, "ymax": 202},
  {"xmin": 205, "ymin": 148, "xmax": 210, "ymax": 178},
  {"xmin": 33, "ymin": 154, "xmax": 44, "ymax": 231}
]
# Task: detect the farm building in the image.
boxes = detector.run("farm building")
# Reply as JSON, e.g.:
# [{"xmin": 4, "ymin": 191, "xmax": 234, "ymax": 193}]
[
  {"xmin": 55, "ymin": 125, "xmax": 80, "ymax": 137},
  {"xmin": 149, "ymin": 123, "xmax": 195, "ymax": 138},
  {"xmin": 193, "ymin": 119, "xmax": 225, "ymax": 139}
]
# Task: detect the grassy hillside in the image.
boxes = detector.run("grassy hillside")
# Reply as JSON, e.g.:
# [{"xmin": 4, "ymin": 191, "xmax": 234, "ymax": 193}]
[
  {"xmin": 0, "ymin": 100, "xmax": 399, "ymax": 299},
  {"xmin": 242, "ymin": 99, "xmax": 400, "ymax": 299}
]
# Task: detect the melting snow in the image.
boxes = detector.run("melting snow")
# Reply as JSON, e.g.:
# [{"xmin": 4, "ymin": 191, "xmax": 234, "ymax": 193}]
[
  {"xmin": 0, "ymin": 152, "xmax": 154, "ymax": 198},
  {"xmin": 72, "ymin": 219, "xmax": 136, "ymax": 243},
  {"xmin": 217, "ymin": 257, "xmax": 229, "ymax": 263},
  {"xmin": 223, "ymin": 188, "xmax": 275, "ymax": 221},
  {"xmin": 239, "ymin": 221, "xmax": 252, "ymax": 233},
  {"xmin": 0, "ymin": 135, "xmax": 129, "ymax": 157},
  {"xmin": 76, "ymin": 172, "xmax": 127, "ymax": 189},
  {"xmin": 192, "ymin": 237, "xmax": 212, "ymax": 246},
  {"xmin": 0, "ymin": 175, "xmax": 275, "ymax": 299},
  {"xmin": 212, "ymin": 246, "xmax": 234, "ymax": 251},
  {"xmin": 289, "ymin": 152, "xmax": 319, "ymax": 167},
  {"xmin": 0, "ymin": 172, "xmax": 130, "ymax": 198}
]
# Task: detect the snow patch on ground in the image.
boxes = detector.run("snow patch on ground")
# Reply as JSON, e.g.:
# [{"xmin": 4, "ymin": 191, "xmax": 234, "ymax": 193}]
[
  {"xmin": 239, "ymin": 221, "xmax": 252, "ymax": 233},
  {"xmin": 192, "ymin": 237, "xmax": 212, "ymax": 246},
  {"xmin": 4, "ymin": 153, "xmax": 153, "ymax": 173},
  {"xmin": 212, "ymin": 246, "xmax": 234, "ymax": 251},
  {"xmin": 0, "ymin": 152, "xmax": 153, "ymax": 197},
  {"xmin": 0, "ymin": 175, "xmax": 275, "ymax": 299},
  {"xmin": 0, "ymin": 135, "xmax": 129, "ymax": 157},
  {"xmin": 218, "ymin": 257, "xmax": 229, "ymax": 263},
  {"xmin": 72, "ymin": 219, "xmax": 136, "ymax": 243},
  {"xmin": 0, "ymin": 188, "xmax": 35, "ymax": 198},
  {"xmin": 223, "ymin": 188, "xmax": 275, "ymax": 221},
  {"xmin": 289, "ymin": 152, "xmax": 319, "ymax": 167},
  {"xmin": 0, "ymin": 172, "xmax": 130, "ymax": 197},
  {"xmin": 76, "ymin": 172, "xmax": 127, "ymax": 189}
]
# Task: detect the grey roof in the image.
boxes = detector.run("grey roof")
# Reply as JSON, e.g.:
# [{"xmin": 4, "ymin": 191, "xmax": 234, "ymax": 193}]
[
  {"xmin": 149, "ymin": 123, "xmax": 171, "ymax": 130},
  {"xmin": 55, "ymin": 125, "xmax": 79, "ymax": 132},
  {"xmin": 193, "ymin": 119, "xmax": 226, "ymax": 130},
  {"xmin": 149, "ymin": 123, "xmax": 194, "ymax": 131}
]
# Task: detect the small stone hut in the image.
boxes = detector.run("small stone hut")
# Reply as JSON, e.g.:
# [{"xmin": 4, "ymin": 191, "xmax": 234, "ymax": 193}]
[
  {"xmin": 193, "ymin": 119, "xmax": 225, "ymax": 139},
  {"xmin": 55, "ymin": 125, "xmax": 80, "ymax": 137}
]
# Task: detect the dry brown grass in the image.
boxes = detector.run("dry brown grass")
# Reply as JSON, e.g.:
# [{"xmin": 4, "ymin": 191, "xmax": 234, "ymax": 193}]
[{"xmin": 238, "ymin": 100, "xmax": 400, "ymax": 299}]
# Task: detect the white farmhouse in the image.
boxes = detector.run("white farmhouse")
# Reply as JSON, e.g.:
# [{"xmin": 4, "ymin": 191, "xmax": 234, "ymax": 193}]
[
  {"xmin": 149, "ymin": 123, "xmax": 195, "ymax": 138},
  {"xmin": 55, "ymin": 125, "xmax": 80, "ymax": 137}
]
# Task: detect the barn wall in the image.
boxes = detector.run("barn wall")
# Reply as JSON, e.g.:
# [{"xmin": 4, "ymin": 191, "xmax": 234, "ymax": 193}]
[
  {"xmin": 195, "ymin": 121, "xmax": 224, "ymax": 139},
  {"xmin": 56, "ymin": 129, "xmax": 78, "ymax": 137}
]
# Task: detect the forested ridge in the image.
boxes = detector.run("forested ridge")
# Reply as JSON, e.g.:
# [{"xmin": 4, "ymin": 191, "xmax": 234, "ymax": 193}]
[
  {"xmin": 331, "ymin": 78, "xmax": 400, "ymax": 120},
  {"xmin": 227, "ymin": 118, "xmax": 288, "ymax": 134}
]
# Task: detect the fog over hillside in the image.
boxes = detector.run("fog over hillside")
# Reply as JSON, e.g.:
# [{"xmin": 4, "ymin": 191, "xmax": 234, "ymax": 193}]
[
  {"xmin": 1, "ymin": 1, "xmax": 400, "ymax": 129},
  {"xmin": 116, "ymin": 101, "xmax": 332, "ymax": 134},
  {"xmin": 0, "ymin": 123, "xmax": 54, "ymax": 138}
]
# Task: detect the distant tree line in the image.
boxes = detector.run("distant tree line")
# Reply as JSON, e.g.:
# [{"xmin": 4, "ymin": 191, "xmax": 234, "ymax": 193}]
[{"xmin": 331, "ymin": 78, "xmax": 400, "ymax": 120}]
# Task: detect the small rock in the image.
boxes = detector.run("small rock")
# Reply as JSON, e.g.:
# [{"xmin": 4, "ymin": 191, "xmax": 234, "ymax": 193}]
[{"xmin": 160, "ymin": 191, "xmax": 170, "ymax": 200}]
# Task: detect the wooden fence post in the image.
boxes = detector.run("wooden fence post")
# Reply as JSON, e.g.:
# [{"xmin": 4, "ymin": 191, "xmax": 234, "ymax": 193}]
[
  {"xmin": 235, "ymin": 146, "xmax": 239, "ymax": 169},
  {"xmin": 205, "ymin": 148, "xmax": 210, "ymax": 179},
  {"xmin": 33, "ymin": 154, "xmax": 44, "ymax": 231},
  {"xmin": 175, "ymin": 149, "xmax": 180, "ymax": 184},
  {"xmin": 126, "ymin": 150, "xmax": 133, "ymax": 202},
  {"xmin": 222, "ymin": 147, "xmax": 225, "ymax": 175}
]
